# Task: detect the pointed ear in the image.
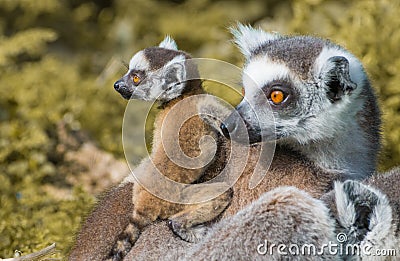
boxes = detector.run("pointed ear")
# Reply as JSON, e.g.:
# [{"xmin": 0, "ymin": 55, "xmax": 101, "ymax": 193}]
[
  {"xmin": 319, "ymin": 56, "xmax": 357, "ymax": 102},
  {"xmin": 230, "ymin": 23, "xmax": 280, "ymax": 59},
  {"xmin": 162, "ymin": 55, "xmax": 186, "ymax": 89},
  {"xmin": 159, "ymin": 35, "xmax": 178, "ymax": 50}
]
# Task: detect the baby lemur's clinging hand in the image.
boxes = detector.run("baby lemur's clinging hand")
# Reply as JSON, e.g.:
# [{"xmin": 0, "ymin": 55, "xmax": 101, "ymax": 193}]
[{"xmin": 109, "ymin": 36, "xmax": 232, "ymax": 260}]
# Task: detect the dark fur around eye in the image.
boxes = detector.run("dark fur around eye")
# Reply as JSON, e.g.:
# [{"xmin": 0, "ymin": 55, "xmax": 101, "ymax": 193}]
[
  {"xmin": 262, "ymin": 80, "xmax": 294, "ymax": 107},
  {"xmin": 129, "ymin": 70, "xmax": 145, "ymax": 85}
]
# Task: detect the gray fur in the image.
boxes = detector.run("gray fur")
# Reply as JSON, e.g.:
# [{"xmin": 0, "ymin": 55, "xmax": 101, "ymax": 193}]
[
  {"xmin": 366, "ymin": 167, "xmax": 400, "ymax": 234},
  {"xmin": 183, "ymin": 186, "xmax": 338, "ymax": 260},
  {"xmin": 322, "ymin": 180, "xmax": 399, "ymax": 260},
  {"xmin": 252, "ymin": 35, "xmax": 326, "ymax": 80},
  {"xmin": 143, "ymin": 47, "xmax": 186, "ymax": 70},
  {"xmin": 125, "ymin": 187, "xmax": 339, "ymax": 261},
  {"xmin": 123, "ymin": 176, "xmax": 400, "ymax": 261}
]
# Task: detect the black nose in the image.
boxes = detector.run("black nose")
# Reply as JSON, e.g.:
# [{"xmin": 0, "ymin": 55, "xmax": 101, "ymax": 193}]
[
  {"xmin": 114, "ymin": 80, "xmax": 124, "ymax": 91},
  {"xmin": 220, "ymin": 122, "xmax": 231, "ymax": 139}
]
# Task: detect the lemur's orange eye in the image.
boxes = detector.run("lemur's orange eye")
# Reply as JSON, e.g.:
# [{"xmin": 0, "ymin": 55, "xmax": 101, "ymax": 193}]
[
  {"xmin": 269, "ymin": 90, "xmax": 285, "ymax": 104},
  {"xmin": 241, "ymin": 87, "xmax": 245, "ymax": 96},
  {"xmin": 132, "ymin": 75, "xmax": 140, "ymax": 84}
]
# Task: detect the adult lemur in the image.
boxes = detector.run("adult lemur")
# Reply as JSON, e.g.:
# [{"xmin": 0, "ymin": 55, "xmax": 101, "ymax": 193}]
[
  {"xmin": 70, "ymin": 26, "xmax": 395, "ymax": 260},
  {"xmin": 211, "ymin": 23, "xmax": 382, "ymax": 216},
  {"xmin": 127, "ymin": 25, "xmax": 397, "ymax": 260}
]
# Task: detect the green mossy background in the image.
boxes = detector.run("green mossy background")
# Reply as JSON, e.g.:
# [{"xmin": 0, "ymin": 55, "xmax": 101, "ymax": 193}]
[{"xmin": 0, "ymin": 0, "xmax": 399, "ymax": 259}]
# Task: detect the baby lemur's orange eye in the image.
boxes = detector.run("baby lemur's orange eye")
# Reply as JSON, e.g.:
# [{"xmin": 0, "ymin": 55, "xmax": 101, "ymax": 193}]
[
  {"xmin": 269, "ymin": 90, "xmax": 285, "ymax": 104},
  {"xmin": 133, "ymin": 75, "xmax": 140, "ymax": 84}
]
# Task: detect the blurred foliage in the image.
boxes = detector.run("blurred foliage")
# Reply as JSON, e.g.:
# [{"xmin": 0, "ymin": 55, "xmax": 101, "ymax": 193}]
[{"xmin": 0, "ymin": 0, "xmax": 399, "ymax": 258}]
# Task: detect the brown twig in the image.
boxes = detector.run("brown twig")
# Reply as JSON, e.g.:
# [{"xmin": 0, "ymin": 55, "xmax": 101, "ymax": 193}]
[{"xmin": 0, "ymin": 243, "xmax": 57, "ymax": 261}]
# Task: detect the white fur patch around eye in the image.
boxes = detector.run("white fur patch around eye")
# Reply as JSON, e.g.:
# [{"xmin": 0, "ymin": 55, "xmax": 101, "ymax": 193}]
[
  {"xmin": 129, "ymin": 51, "xmax": 149, "ymax": 71},
  {"xmin": 242, "ymin": 58, "xmax": 291, "ymax": 98},
  {"xmin": 314, "ymin": 46, "xmax": 365, "ymax": 89}
]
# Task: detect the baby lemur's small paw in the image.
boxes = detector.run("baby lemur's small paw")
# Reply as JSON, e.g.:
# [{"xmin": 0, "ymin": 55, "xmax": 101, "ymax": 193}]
[
  {"xmin": 168, "ymin": 187, "xmax": 233, "ymax": 243},
  {"xmin": 197, "ymin": 97, "xmax": 231, "ymax": 135},
  {"xmin": 108, "ymin": 223, "xmax": 140, "ymax": 261},
  {"xmin": 109, "ymin": 238, "xmax": 130, "ymax": 261},
  {"xmin": 168, "ymin": 220, "xmax": 209, "ymax": 243}
]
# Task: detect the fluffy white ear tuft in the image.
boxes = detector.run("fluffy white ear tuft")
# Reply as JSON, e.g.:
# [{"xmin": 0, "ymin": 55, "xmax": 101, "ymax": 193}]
[
  {"xmin": 230, "ymin": 23, "xmax": 279, "ymax": 59},
  {"xmin": 159, "ymin": 35, "xmax": 178, "ymax": 50}
]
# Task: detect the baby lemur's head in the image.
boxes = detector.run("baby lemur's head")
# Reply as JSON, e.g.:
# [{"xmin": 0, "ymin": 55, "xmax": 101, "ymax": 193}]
[
  {"xmin": 114, "ymin": 36, "xmax": 200, "ymax": 102},
  {"xmin": 221, "ymin": 24, "xmax": 381, "ymax": 177}
]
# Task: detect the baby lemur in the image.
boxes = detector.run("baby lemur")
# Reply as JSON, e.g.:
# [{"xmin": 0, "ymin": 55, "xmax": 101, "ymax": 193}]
[{"xmin": 108, "ymin": 37, "xmax": 232, "ymax": 260}]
